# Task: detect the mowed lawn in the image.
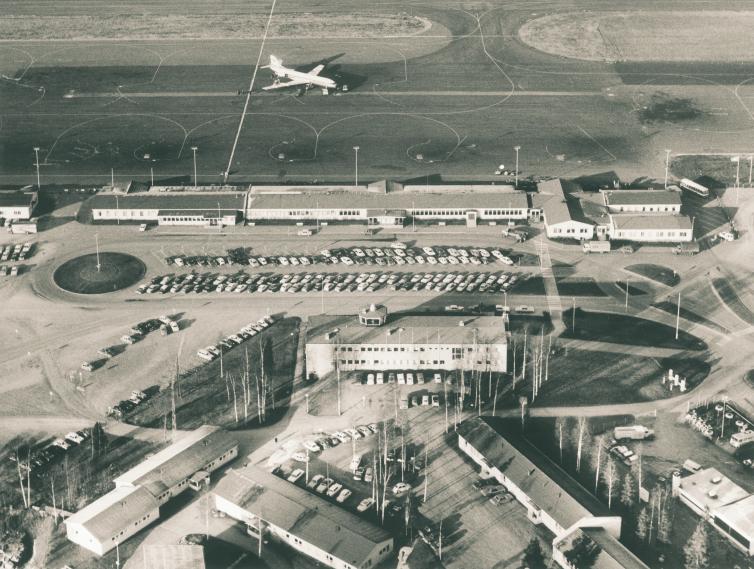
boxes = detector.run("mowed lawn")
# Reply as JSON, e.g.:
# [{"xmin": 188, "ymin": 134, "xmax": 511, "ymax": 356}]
[{"xmin": 533, "ymin": 350, "xmax": 711, "ymax": 406}]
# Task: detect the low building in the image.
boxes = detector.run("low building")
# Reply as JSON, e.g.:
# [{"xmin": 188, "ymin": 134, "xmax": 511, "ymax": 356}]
[
  {"xmin": 673, "ymin": 467, "xmax": 754, "ymax": 556},
  {"xmin": 608, "ymin": 214, "xmax": 693, "ymax": 242},
  {"xmin": 64, "ymin": 486, "xmax": 160, "ymax": 556},
  {"xmin": 64, "ymin": 426, "xmax": 238, "ymax": 556},
  {"xmin": 601, "ymin": 189, "xmax": 682, "ymax": 214},
  {"xmin": 89, "ymin": 191, "xmax": 247, "ymax": 226},
  {"xmin": 535, "ymin": 179, "xmax": 594, "ymax": 240},
  {"xmin": 113, "ymin": 425, "xmax": 239, "ymax": 504},
  {"xmin": 213, "ymin": 464, "xmax": 394, "ymax": 569},
  {"xmin": 246, "ymin": 189, "xmax": 529, "ymax": 227},
  {"xmin": 553, "ymin": 527, "xmax": 649, "ymax": 569},
  {"xmin": 0, "ymin": 191, "xmax": 37, "ymax": 220},
  {"xmin": 137, "ymin": 544, "xmax": 206, "ymax": 569},
  {"xmin": 305, "ymin": 305, "xmax": 508, "ymax": 379}
]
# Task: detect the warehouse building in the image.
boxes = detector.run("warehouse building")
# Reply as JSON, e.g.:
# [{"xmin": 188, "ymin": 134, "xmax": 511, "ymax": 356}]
[
  {"xmin": 553, "ymin": 526, "xmax": 649, "ymax": 569},
  {"xmin": 246, "ymin": 188, "xmax": 529, "ymax": 227},
  {"xmin": 0, "ymin": 190, "xmax": 37, "ymax": 220},
  {"xmin": 214, "ymin": 464, "xmax": 394, "ymax": 569},
  {"xmin": 305, "ymin": 305, "xmax": 508, "ymax": 379},
  {"xmin": 601, "ymin": 189, "xmax": 682, "ymax": 214},
  {"xmin": 65, "ymin": 426, "xmax": 238, "ymax": 556},
  {"xmin": 535, "ymin": 179, "xmax": 595, "ymax": 240},
  {"xmin": 89, "ymin": 191, "xmax": 246, "ymax": 226},
  {"xmin": 608, "ymin": 214, "xmax": 693, "ymax": 242},
  {"xmin": 673, "ymin": 467, "xmax": 754, "ymax": 556}
]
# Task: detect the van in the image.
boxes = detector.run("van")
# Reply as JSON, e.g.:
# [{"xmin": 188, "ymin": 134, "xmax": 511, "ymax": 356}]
[
  {"xmin": 298, "ymin": 228, "xmax": 313, "ymax": 236},
  {"xmin": 514, "ymin": 306, "xmax": 535, "ymax": 314},
  {"xmin": 614, "ymin": 425, "xmax": 654, "ymax": 441},
  {"xmin": 730, "ymin": 431, "xmax": 754, "ymax": 448},
  {"xmin": 399, "ymin": 396, "xmax": 409, "ymax": 410},
  {"xmin": 139, "ymin": 223, "xmax": 148, "ymax": 232}
]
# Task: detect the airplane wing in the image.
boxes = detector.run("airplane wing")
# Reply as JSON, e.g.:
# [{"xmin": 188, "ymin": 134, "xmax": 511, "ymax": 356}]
[
  {"xmin": 262, "ymin": 79, "xmax": 309, "ymax": 91},
  {"xmin": 307, "ymin": 64, "xmax": 325, "ymax": 76}
]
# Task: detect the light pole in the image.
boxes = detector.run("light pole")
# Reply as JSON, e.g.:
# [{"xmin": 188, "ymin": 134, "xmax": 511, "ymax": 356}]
[
  {"xmin": 749, "ymin": 155, "xmax": 754, "ymax": 188},
  {"xmin": 191, "ymin": 146, "xmax": 198, "ymax": 188},
  {"xmin": 513, "ymin": 146, "xmax": 521, "ymax": 189},
  {"xmin": 150, "ymin": 166, "xmax": 154, "ymax": 187},
  {"xmin": 412, "ymin": 200, "xmax": 416, "ymax": 232},
  {"xmin": 353, "ymin": 146, "xmax": 360, "ymax": 187},
  {"xmin": 111, "ymin": 168, "xmax": 115, "ymax": 188},
  {"xmin": 33, "ymin": 147, "xmax": 41, "ymax": 189},
  {"xmin": 95, "ymin": 233, "xmax": 101, "ymax": 273},
  {"xmin": 664, "ymin": 149, "xmax": 671, "ymax": 189}
]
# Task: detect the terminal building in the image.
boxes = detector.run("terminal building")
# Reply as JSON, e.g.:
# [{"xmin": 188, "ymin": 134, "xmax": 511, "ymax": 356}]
[
  {"xmin": 534, "ymin": 179, "xmax": 595, "ymax": 241},
  {"xmin": 600, "ymin": 189, "xmax": 682, "ymax": 214},
  {"xmin": 89, "ymin": 191, "xmax": 247, "ymax": 227},
  {"xmin": 305, "ymin": 305, "xmax": 508, "ymax": 379},
  {"xmin": 213, "ymin": 464, "xmax": 394, "ymax": 569},
  {"xmin": 64, "ymin": 426, "xmax": 238, "ymax": 556},
  {"xmin": 608, "ymin": 214, "xmax": 693, "ymax": 242},
  {"xmin": 458, "ymin": 417, "xmax": 649, "ymax": 569},
  {"xmin": 246, "ymin": 187, "xmax": 529, "ymax": 228}
]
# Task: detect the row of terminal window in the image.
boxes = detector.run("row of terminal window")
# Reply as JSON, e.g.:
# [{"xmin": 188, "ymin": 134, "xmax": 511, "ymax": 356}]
[{"xmin": 338, "ymin": 346, "xmax": 476, "ymax": 353}]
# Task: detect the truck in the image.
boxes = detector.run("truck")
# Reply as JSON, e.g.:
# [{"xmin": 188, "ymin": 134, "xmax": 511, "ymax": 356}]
[
  {"xmin": 502, "ymin": 227, "xmax": 527, "ymax": 242},
  {"xmin": 673, "ymin": 242, "xmax": 700, "ymax": 256},
  {"xmin": 614, "ymin": 425, "xmax": 654, "ymax": 441},
  {"xmin": 582, "ymin": 241, "xmax": 611, "ymax": 254},
  {"xmin": 730, "ymin": 431, "xmax": 754, "ymax": 448}
]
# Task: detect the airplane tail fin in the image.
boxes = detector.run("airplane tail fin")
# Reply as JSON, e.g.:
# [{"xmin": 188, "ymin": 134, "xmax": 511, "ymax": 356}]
[{"xmin": 262, "ymin": 54, "xmax": 282, "ymax": 69}]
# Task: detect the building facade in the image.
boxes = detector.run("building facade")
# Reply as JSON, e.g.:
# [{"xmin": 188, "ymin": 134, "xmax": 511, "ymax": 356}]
[
  {"xmin": 608, "ymin": 214, "xmax": 693, "ymax": 242},
  {"xmin": 214, "ymin": 465, "xmax": 394, "ymax": 569},
  {"xmin": 0, "ymin": 191, "xmax": 37, "ymax": 220},
  {"xmin": 536, "ymin": 179, "xmax": 595, "ymax": 240},
  {"xmin": 601, "ymin": 189, "xmax": 682, "ymax": 214},
  {"xmin": 305, "ymin": 306, "xmax": 508, "ymax": 379}
]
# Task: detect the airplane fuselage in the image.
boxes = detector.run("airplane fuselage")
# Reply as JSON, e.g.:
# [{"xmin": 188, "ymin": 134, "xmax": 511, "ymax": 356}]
[{"xmin": 270, "ymin": 64, "xmax": 336, "ymax": 90}]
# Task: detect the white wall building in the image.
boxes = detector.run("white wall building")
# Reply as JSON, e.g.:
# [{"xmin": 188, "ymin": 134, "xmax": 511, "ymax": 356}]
[
  {"xmin": 0, "ymin": 191, "xmax": 37, "ymax": 220},
  {"xmin": 608, "ymin": 214, "xmax": 693, "ymax": 242},
  {"xmin": 214, "ymin": 465, "xmax": 394, "ymax": 569},
  {"xmin": 64, "ymin": 426, "xmax": 238, "ymax": 556},
  {"xmin": 90, "ymin": 191, "xmax": 246, "ymax": 226},
  {"xmin": 305, "ymin": 307, "xmax": 508, "ymax": 380},
  {"xmin": 601, "ymin": 189, "xmax": 682, "ymax": 214},
  {"xmin": 535, "ymin": 179, "xmax": 595, "ymax": 240}
]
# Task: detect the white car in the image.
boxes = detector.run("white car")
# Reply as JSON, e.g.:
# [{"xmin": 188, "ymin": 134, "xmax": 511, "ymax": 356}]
[
  {"xmin": 366, "ymin": 373, "xmax": 375, "ymax": 385},
  {"xmin": 345, "ymin": 428, "xmax": 362, "ymax": 440},
  {"xmin": 333, "ymin": 431, "xmax": 351, "ymax": 443},
  {"xmin": 337, "ymin": 488, "xmax": 352, "ymax": 503},
  {"xmin": 391, "ymin": 242, "xmax": 407, "ymax": 250},
  {"xmin": 393, "ymin": 482, "xmax": 411, "ymax": 496},
  {"xmin": 53, "ymin": 438, "xmax": 72, "ymax": 451},
  {"xmin": 65, "ymin": 431, "xmax": 85, "ymax": 444},
  {"xmin": 326, "ymin": 482, "xmax": 343, "ymax": 497},
  {"xmin": 422, "ymin": 247, "xmax": 435, "ymax": 256},
  {"xmin": 353, "ymin": 248, "xmax": 365, "ymax": 257},
  {"xmin": 292, "ymin": 452, "xmax": 310, "ymax": 463},
  {"xmin": 350, "ymin": 454, "xmax": 362, "ymax": 472},
  {"xmin": 287, "ymin": 468, "xmax": 305, "ymax": 483},
  {"xmin": 303, "ymin": 440, "xmax": 321, "ymax": 453},
  {"xmin": 719, "ymin": 231, "xmax": 736, "ymax": 242},
  {"xmin": 357, "ymin": 497, "xmax": 375, "ymax": 512},
  {"xmin": 499, "ymin": 256, "xmax": 514, "ymax": 265}
]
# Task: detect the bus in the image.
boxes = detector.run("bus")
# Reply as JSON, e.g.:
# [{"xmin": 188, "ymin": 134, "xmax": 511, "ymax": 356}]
[{"xmin": 679, "ymin": 178, "xmax": 710, "ymax": 198}]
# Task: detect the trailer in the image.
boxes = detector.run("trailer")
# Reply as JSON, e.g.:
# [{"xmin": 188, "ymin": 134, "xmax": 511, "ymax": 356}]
[
  {"xmin": 582, "ymin": 241, "xmax": 611, "ymax": 253},
  {"xmin": 614, "ymin": 425, "xmax": 655, "ymax": 441}
]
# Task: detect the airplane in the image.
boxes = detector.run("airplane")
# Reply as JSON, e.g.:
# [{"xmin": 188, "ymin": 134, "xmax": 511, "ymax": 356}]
[{"xmin": 261, "ymin": 55, "xmax": 337, "ymax": 93}]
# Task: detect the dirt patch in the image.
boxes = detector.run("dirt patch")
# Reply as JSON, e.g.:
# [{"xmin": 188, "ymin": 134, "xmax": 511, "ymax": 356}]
[
  {"xmin": 518, "ymin": 11, "xmax": 754, "ymax": 62},
  {"xmin": 0, "ymin": 13, "xmax": 430, "ymax": 40},
  {"xmin": 637, "ymin": 93, "xmax": 703, "ymax": 124}
]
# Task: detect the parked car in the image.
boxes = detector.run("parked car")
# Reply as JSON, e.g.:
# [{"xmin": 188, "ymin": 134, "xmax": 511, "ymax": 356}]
[{"xmin": 287, "ymin": 469, "xmax": 305, "ymax": 483}]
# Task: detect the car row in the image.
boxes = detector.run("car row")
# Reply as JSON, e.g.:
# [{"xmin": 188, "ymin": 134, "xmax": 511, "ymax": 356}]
[
  {"xmin": 106, "ymin": 390, "xmax": 150, "ymax": 419},
  {"xmin": 0, "ymin": 242, "xmax": 33, "ymax": 263},
  {"xmin": 196, "ymin": 316, "xmax": 274, "ymax": 362},
  {"xmin": 137, "ymin": 270, "xmax": 523, "ymax": 295},
  {"xmin": 0, "ymin": 265, "xmax": 20, "ymax": 276},
  {"xmin": 166, "ymin": 244, "xmax": 520, "ymax": 269},
  {"xmin": 292, "ymin": 423, "xmax": 381, "ymax": 461},
  {"xmin": 9, "ymin": 429, "xmax": 91, "ymax": 474}
]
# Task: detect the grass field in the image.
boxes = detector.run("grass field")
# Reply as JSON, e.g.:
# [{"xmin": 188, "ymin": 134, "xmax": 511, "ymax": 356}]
[
  {"xmin": 533, "ymin": 350, "xmax": 709, "ymax": 406},
  {"xmin": 555, "ymin": 277, "xmax": 607, "ymax": 297},
  {"xmin": 2, "ymin": 1, "xmax": 753, "ymax": 185},
  {"xmin": 711, "ymin": 278, "xmax": 754, "ymax": 326},
  {"xmin": 652, "ymin": 301, "xmax": 730, "ymax": 335},
  {"xmin": 518, "ymin": 11, "xmax": 754, "ymax": 62},
  {"xmin": 561, "ymin": 308, "xmax": 707, "ymax": 351},
  {"xmin": 126, "ymin": 317, "xmax": 300, "ymax": 430},
  {"xmin": 52, "ymin": 252, "xmax": 146, "ymax": 294}
]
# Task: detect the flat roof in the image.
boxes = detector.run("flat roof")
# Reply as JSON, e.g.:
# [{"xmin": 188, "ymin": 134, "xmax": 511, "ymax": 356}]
[
  {"xmin": 114, "ymin": 425, "xmax": 238, "ymax": 494},
  {"xmin": 713, "ymin": 494, "xmax": 754, "ymax": 537},
  {"xmin": 0, "ymin": 191, "xmax": 35, "ymax": 207},
  {"xmin": 602, "ymin": 189, "xmax": 682, "ymax": 206},
  {"xmin": 214, "ymin": 465, "xmax": 391, "ymax": 567},
  {"xmin": 90, "ymin": 192, "xmax": 247, "ymax": 211},
  {"xmin": 679, "ymin": 467, "xmax": 750, "ymax": 512},
  {"xmin": 306, "ymin": 313, "xmax": 507, "ymax": 346},
  {"xmin": 457, "ymin": 417, "xmax": 612, "ymax": 529},
  {"xmin": 555, "ymin": 527, "xmax": 649, "ymax": 569},
  {"xmin": 609, "ymin": 214, "xmax": 692, "ymax": 231},
  {"xmin": 247, "ymin": 190, "xmax": 528, "ymax": 211},
  {"xmin": 139, "ymin": 544, "xmax": 206, "ymax": 569},
  {"xmin": 64, "ymin": 485, "xmax": 159, "ymax": 542},
  {"xmin": 157, "ymin": 209, "xmax": 239, "ymax": 218}
]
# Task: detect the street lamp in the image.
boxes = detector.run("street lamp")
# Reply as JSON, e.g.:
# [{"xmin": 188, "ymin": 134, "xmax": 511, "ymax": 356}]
[
  {"xmin": 513, "ymin": 146, "xmax": 521, "ymax": 189},
  {"xmin": 191, "ymin": 146, "xmax": 198, "ymax": 188},
  {"xmin": 353, "ymin": 146, "xmax": 360, "ymax": 187},
  {"xmin": 664, "ymin": 149, "xmax": 671, "ymax": 189},
  {"xmin": 749, "ymin": 155, "xmax": 754, "ymax": 188},
  {"xmin": 33, "ymin": 147, "xmax": 41, "ymax": 189}
]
